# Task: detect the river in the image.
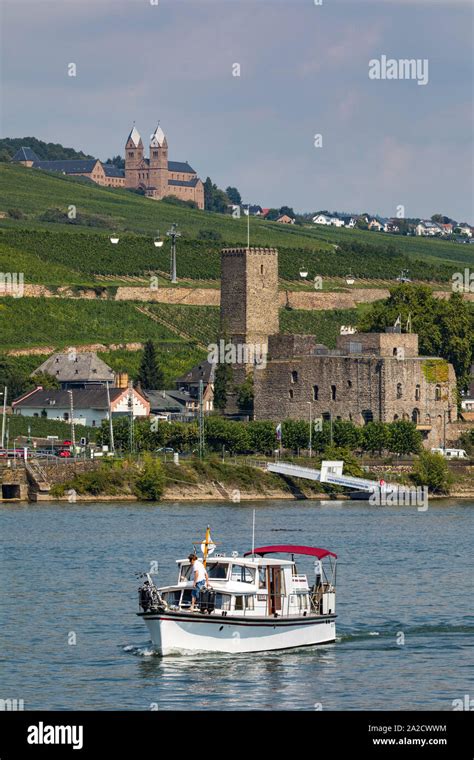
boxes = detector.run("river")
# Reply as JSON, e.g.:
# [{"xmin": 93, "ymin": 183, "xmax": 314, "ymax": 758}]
[{"xmin": 1, "ymin": 499, "xmax": 472, "ymax": 710}]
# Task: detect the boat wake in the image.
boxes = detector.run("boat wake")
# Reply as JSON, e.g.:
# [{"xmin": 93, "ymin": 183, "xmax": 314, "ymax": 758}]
[{"xmin": 338, "ymin": 621, "xmax": 474, "ymax": 643}]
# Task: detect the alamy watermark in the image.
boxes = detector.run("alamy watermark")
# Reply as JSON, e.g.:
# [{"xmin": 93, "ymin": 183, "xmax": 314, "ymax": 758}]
[
  {"xmin": 452, "ymin": 269, "xmax": 474, "ymax": 293},
  {"xmin": 0, "ymin": 272, "xmax": 24, "ymax": 298},
  {"xmin": 369, "ymin": 485, "xmax": 428, "ymax": 511},
  {"xmin": 207, "ymin": 339, "xmax": 267, "ymax": 369},
  {"xmin": 369, "ymin": 56, "xmax": 429, "ymax": 86}
]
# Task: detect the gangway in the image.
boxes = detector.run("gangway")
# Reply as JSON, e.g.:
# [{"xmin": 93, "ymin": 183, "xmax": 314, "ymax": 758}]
[{"xmin": 266, "ymin": 460, "xmax": 397, "ymax": 494}]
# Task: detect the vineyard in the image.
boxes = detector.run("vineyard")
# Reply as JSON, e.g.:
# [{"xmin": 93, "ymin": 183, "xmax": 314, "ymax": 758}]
[
  {"xmin": 0, "ymin": 163, "xmax": 470, "ymax": 274},
  {"xmin": 0, "ymin": 227, "xmax": 457, "ymax": 285},
  {"xmin": 0, "ymin": 297, "xmax": 185, "ymax": 349}
]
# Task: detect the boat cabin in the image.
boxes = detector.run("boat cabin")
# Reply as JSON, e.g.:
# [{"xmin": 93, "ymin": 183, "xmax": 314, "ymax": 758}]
[{"xmin": 157, "ymin": 546, "xmax": 336, "ymax": 618}]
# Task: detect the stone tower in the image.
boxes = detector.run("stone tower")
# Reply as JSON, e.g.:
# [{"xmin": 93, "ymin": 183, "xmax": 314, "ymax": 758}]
[
  {"xmin": 148, "ymin": 124, "xmax": 169, "ymax": 198},
  {"xmin": 220, "ymin": 248, "xmax": 279, "ymax": 394},
  {"xmin": 124, "ymin": 125, "xmax": 144, "ymax": 189}
]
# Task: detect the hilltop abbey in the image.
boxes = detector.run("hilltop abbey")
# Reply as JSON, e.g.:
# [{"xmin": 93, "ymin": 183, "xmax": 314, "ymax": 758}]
[
  {"xmin": 12, "ymin": 123, "xmax": 205, "ymax": 209},
  {"xmin": 124, "ymin": 124, "xmax": 204, "ymax": 208}
]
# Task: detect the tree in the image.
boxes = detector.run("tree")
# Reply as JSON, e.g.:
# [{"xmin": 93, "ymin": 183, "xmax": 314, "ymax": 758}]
[
  {"xmin": 282, "ymin": 419, "xmax": 311, "ymax": 452},
  {"xmin": 387, "ymin": 420, "xmax": 422, "ymax": 455},
  {"xmin": 332, "ymin": 420, "xmax": 360, "ymax": 449},
  {"xmin": 226, "ymin": 186, "xmax": 242, "ymax": 205},
  {"xmin": 279, "ymin": 206, "xmax": 295, "ymax": 218},
  {"xmin": 30, "ymin": 372, "xmax": 60, "ymax": 390},
  {"xmin": 213, "ymin": 362, "xmax": 233, "ymax": 411},
  {"xmin": 412, "ymin": 451, "xmax": 452, "ymax": 494},
  {"xmin": 236, "ymin": 375, "xmax": 254, "ymax": 414},
  {"xmin": 358, "ymin": 285, "xmax": 474, "ymax": 394},
  {"xmin": 133, "ymin": 453, "xmax": 166, "ymax": 501},
  {"xmin": 362, "ymin": 421, "xmax": 389, "ymax": 455},
  {"xmin": 136, "ymin": 341, "xmax": 163, "ymax": 390},
  {"xmin": 265, "ymin": 208, "xmax": 280, "ymax": 221},
  {"xmin": 105, "ymin": 155, "xmax": 125, "ymax": 169},
  {"xmin": 248, "ymin": 420, "xmax": 277, "ymax": 454},
  {"xmin": 430, "ymin": 214, "xmax": 444, "ymax": 224},
  {"xmin": 203, "ymin": 177, "xmax": 214, "ymax": 210}
]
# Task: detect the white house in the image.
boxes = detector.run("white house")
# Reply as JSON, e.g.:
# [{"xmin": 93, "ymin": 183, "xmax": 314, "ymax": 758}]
[
  {"xmin": 12, "ymin": 386, "xmax": 150, "ymax": 428},
  {"xmin": 415, "ymin": 220, "xmax": 443, "ymax": 237},
  {"xmin": 313, "ymin": 213, "xmax": 333, "ymax": 225}
]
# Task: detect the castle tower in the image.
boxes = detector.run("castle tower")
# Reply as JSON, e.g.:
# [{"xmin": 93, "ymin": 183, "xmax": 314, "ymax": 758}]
[
  {"xmin": 219, "ymin": 248, "xmax": 279, "ymax": 399},
  {"xmin": 149, "ymin": 124, "xmax": 169, "ymax": 199},
  {"xmin": 124, "ymin": 125, "xmax": 144, "ymax": 189}
]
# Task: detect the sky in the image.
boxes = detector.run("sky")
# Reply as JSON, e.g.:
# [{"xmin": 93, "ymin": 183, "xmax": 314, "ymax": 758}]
[{"xmin": 1, "ymin": 0, "xmax": 473, "ymax": 220}]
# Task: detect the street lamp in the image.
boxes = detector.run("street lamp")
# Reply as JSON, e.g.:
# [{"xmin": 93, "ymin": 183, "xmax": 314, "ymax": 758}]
[{"xmin": 167, "ymin": 223, "xmax": 181, "ymax": 284}]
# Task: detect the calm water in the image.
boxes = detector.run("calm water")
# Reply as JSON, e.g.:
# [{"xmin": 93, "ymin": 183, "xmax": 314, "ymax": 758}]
[{"xmin": 1, "ymin": 499, "xmax": 473, "ymax": 711}]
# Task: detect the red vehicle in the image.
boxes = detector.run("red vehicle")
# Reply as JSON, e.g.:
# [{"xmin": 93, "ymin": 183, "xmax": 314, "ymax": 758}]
[{"xmin": 58, "ymin": 449, "xmax": 72, "ymax": 458}]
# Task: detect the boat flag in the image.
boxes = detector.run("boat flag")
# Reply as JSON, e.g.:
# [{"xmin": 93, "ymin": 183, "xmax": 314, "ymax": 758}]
[{"xmin": 276, "ymin": 423, "xmax": 282, "ymax": 441}]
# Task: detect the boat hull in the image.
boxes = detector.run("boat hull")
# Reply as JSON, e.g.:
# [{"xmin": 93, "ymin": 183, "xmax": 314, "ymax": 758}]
[{"xmin": 140, "ymin": 611, "xmax": 336, "ymax": 655}]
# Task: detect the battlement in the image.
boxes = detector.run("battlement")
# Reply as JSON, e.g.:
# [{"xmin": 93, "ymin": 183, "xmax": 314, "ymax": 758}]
[{"xmin": 221, "ymin": 247, "xmax": 278, "ymax": 257}]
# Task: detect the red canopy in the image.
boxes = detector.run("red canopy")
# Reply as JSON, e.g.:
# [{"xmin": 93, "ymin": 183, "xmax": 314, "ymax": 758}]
[{"xmin": 244, "ymin": 545, "xmax": 337, "ymax": 560}]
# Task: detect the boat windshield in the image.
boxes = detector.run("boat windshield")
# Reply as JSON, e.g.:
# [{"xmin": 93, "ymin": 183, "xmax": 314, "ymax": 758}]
[{"xmin": 179, "ymin": 561, "xmax": 229, "ymax": 582}]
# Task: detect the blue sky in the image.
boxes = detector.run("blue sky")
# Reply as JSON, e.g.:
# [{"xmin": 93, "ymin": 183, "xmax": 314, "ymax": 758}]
[{"xmin": 1, "ymin": 0, "xmax": 473, "ymax": 219}]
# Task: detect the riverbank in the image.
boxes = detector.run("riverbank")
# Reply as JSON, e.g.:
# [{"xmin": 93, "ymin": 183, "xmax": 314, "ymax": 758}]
[{"xmin": 3, "ymin": 456, "xmax": 473, "ymax": 503}]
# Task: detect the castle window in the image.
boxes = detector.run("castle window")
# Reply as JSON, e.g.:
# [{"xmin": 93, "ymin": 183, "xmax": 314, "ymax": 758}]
[
  {"xmin": 362, "ymin": 410, "xmax": 373, "ymax": 424},
  {"xmin": 435, "ymin": 385, "xmax": 441, "ymax": 401},
  {"xmin": 312, "ymin": 385, "xmax": 319, "ymax": 401},
  {"xmin": 153, "ymin": 151, "xmax": 158, "ymax": 158},
  {"xmin": 291, "ymin": 371, "xmax": 298, "ymax": 384},
  {"xmin": 393, "ymin": 348, "xmax": 397, "ymax": 356},
  {"xmin": 260, "ymin": 264, "xmax": 264, "ymax": 275},
  {"xmin": 347, "ymin": 380, "xmax": 352, "ymax": 388},
  {"xmin": 412, "ymin": 409, "xmax": 420, "ymax": 424},
  {"xmin": 128, "ymin": 152, "xmax": 134, "ymax": 158},
  {"xmin": 331, "ymin": 385, "xmax": 337, "ymax": 400},
  {"xmin": 393, "ymin": 414, "xmax": 399, "ymax": 420},
  {"xmin": 289, "ymin": 389, "xmax": 294, "ymax": 399},
  {"xmin": 415, "ymin": 385, "xmax": 420, "ymax": 401},
  {"xmin": 396, "ymin": 383, "xmax": 402, "ymax": 399}
]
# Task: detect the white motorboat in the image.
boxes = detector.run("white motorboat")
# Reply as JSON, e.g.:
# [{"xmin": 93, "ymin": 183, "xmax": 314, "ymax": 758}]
[{"xmin": 137, "ymin": 528, "xmax": 337, "ymax": 655}]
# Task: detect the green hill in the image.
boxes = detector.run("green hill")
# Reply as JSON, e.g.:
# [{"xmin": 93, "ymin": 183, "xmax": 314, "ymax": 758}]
[
  {"xmin": 0, "ymin": 163, "xmax": 470, "ymax": 273},
  {"xmin": 0, "ymin": 137, "xmax": 93, "ymax": 161}
]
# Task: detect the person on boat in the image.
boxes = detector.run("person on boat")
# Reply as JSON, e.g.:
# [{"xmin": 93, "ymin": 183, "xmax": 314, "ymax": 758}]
[{"xmin": 189, "ymin": 553, "xmax": 209, "ymax": 611}]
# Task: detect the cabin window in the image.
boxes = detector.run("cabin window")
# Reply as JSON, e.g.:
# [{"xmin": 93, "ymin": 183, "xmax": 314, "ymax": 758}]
[
  {"xmin": 214, "ymin": 593, "xmax": 231, "ymax": 611},
  {"xmin": 231, "ymin": 564, "xmax": 256, "ymax": 584},
  {"xmin": 179, "ymin": 563, "xmax": 194, "ymax": 582},
  {"xmin": 258, "ymin": 568, "xmax": 266, "ymax": 589},
  {"xmin": 206, "ymin": 562, "xmax": 229, "ymax": 580},
  {"xmin": 246, "ymin": 596, "xmax": 255, "ymax": 610}
]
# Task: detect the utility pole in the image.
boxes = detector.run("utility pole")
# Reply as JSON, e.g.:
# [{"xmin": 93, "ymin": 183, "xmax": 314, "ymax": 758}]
[
  {"xmin": 106, "ymin": 380, "xmax": 115, "ymax": 454},
  {"xmin": 128, "ymin": 385, "xmax": 134, "ymax": 454},
  {"xmin": 68, "ymin": 390, "xmax": 76, "ymax": 452},
  {"xmin": 198, "ymin": 379, "xmax": 205, "ymax": 459},
  {"xmin": 308, "ymin": 402, "xmax": 312, "ymax": 458},
  {"xmin": 167, "ymin": 223, "xmax": 181, "ymax": 284},
  {"xmin": 1, "ymin": 386, "xmax": 7, "ymax": 449}
]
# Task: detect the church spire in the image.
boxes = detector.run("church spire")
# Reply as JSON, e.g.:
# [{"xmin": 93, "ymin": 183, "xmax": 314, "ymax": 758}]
[
  {"xmin": 126, "ymin": 124, "xmax": 142, "ymax": 147},
  {"xmin": 150, "ymin": 123, "xmax": 167, "ymax": 148}
]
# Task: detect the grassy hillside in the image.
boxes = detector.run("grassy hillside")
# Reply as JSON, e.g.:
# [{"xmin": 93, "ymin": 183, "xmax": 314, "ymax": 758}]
[{"xmin": 0, "ymin": 163, "xmax": 470, "ymax": 271}]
